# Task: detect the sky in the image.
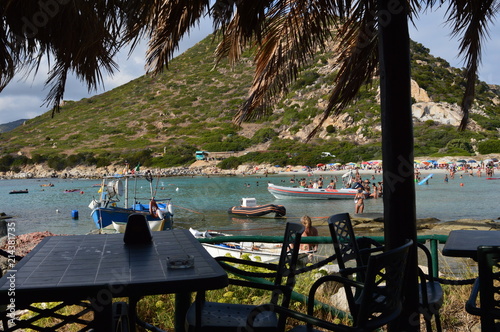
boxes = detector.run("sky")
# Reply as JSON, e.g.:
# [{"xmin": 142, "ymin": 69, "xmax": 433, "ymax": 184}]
[{"xmin": 0, "ymin": 6, "xmax": 499, "ymax": 125}]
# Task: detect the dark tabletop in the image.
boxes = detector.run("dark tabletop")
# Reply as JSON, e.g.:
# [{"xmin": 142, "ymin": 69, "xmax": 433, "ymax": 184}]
[
  {"xmin": 442, "ymin": 230, "xmax": 500, "ymax": 260},
  {"xmin": 0, "ymin": 229, "xmax": 228, "ymax": 305}
]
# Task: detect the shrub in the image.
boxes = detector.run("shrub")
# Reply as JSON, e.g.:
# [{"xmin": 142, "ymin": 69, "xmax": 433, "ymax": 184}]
[
  {"xmin": 251, "ymin": 128, "xmax": 278, "ymax": 144},
  {"xmin": 326, "ymin": 125, "xmax": 335, "ymax": 134},
  {"xmin": 478, "ymin": 139, "xmax": 500, "ymax": 154},
  {"xmin": 218, "ymin": 157, "xmax": 242, "ymax": 169},
  {"xmin": 445, "ymin": 139, "xmax": 474, "ymax": 154}
]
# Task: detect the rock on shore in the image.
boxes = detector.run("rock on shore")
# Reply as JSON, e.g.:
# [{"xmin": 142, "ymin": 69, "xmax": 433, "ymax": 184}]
[{"xmin": 0, "ymin": 231, "xmax": 59, "ymax": 276}]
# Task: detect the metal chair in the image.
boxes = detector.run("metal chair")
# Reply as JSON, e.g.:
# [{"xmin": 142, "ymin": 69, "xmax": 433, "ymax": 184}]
[
  {"xmin": 185, "ymin": 222, "xmax": 304, "ymax": 332},
  {"xmin": 466, "ymin": 245, "xmax": 500, "ymax": 331},
  {"xmin": 246, "ymin": 240, "xmax": 413, "ymax": 331},
  {"xmin": 328, "ymin": 213, "xmax": 442, "ymax": 332}
]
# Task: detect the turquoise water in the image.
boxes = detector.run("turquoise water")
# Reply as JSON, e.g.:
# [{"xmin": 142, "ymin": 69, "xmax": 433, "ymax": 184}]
[{"xmin": 0, "ymin": 171, "xmax": 498, "ymax": 236}]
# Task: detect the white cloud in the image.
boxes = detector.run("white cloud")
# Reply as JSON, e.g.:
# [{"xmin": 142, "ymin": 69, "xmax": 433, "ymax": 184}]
[{"xmin": 0, "ymin": 94, "xmax": 46, "ymax": 122}]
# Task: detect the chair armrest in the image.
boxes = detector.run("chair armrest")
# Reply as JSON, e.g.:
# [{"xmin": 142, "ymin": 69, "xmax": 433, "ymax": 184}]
[
  {"xmin": 216, "ymin": 260, "xmax": 278, "ymax": 279},
  {"xmin": 229, "ymin": 277, "xmax": 289, "ymax": 293},
  {"xmin": 246, "ymin": 303, "xmax": 354, "ymax": 332},
  {"xmin": 466, "ymin": 278, "xmax": 481, "ymax": 316},
  {"xmin": 307, "ymin": 274, "xmax": 364, "ymax": 315},
  {"xmin": 416, "ymin": 242, "xmax": 443, "ymax": 281},
  {"xmin": 357, "ymin": 237, "xmax": 384, "ymax": 248},
  {"xmin": 216, "ymin": 256, "xmax": 279, "ymax": 271}
]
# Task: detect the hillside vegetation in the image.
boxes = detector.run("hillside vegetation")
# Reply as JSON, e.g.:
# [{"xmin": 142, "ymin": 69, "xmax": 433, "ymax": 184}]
[{"xmin": 0, "ymin": 37, "xmax": 499, "ymax": 172}]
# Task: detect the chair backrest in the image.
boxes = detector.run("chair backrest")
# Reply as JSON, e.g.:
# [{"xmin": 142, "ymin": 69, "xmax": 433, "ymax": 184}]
[
  {"xmin": 328, "ymin": 213, "xmax": 363, "ymax": 271},
  {"xmin": 270, "ymin": 222, "xmax": 304, "ymax": 307},
  {"xmin": 476, "ymin": 246, "xmax": 500, "ymax": 330},
  {"xmin": 327, "ymin": 213, "xmax": 367, "ymax": 313},
  {"xmin": 355, "ymin": 240, "xmax": 412, "ymax": 330}
]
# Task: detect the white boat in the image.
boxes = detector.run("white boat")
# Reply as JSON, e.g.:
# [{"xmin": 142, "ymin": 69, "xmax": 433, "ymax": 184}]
[
  {"xmin": 190, "ymin": 228, "xmax": 314, "ymax": 263},
  {"xmin": 267, "ymin": 183, "xmax": 358, "ymax": 200},
  {"xmin": 89, "ymin": 173, "xmax": 173, "ymax": 230}
]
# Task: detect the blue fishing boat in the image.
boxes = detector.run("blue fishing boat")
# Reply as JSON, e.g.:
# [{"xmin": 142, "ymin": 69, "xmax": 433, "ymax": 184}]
[{"xmin": 89, "ymin": 173, "xmax": 173, "ymax": 230}]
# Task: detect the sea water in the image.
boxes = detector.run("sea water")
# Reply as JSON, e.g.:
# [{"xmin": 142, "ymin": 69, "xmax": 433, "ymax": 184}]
[{"xmin": 0, "ymin": 171, "xmax": 498, "ymax": 236}]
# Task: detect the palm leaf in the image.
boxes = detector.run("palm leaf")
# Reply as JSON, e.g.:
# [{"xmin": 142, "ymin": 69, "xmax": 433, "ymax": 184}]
[
  {"xmin": 307, "ymin": 0, "xmax": 379, "ymax": 139},
  {"xmin": 443, "ymin": 0, "xmax": 498, "ymax": 130},
  {"xmin": 232, "ymin": 0, "xmax": 342, "ymax": 124}
]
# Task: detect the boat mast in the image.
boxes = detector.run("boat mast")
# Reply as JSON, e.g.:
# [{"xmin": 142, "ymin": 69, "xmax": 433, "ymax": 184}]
[{"xmin": 124, "ymin": 176, "xmax": 129, "ymax": 208}]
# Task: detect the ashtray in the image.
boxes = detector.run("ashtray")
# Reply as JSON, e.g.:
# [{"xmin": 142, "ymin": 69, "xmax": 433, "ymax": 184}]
[{"xmin": 166, "ymin": 255, "xmax": 194, "ymax": 269}]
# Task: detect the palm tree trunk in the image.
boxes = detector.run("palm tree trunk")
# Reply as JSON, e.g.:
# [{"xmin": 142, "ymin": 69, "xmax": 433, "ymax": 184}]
[{"xmin": 378, "ymin": 0, "xmax": 419, "ymax": 330}]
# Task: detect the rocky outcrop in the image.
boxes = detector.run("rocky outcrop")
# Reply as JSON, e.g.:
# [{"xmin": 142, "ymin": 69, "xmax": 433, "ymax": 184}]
[
  {"xmin": 412, "ymin": 102, "xmax": 462, "ymax": 125},
  {"xmin": 411, "ymin": 79, "xmax": 431, "ymax": 102}
]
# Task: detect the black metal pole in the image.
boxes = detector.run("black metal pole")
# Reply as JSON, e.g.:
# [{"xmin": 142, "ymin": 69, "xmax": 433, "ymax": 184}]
[{"xmin": 378, "ymin": 0, "xmax": 419, "ymax": 330}]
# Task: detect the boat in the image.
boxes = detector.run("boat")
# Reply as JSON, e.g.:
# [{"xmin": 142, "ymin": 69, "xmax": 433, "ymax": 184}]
[
  {"xmin": 267, "ymin": 183, "xmax": 358, "ymax": 200},
  {"xmin": 228, "ymin": 198, "xmax": 286, "ymax": 218},
  {"xmin": 189, "ymin": 228, "xmax": 315, "ymax": 263},
  {"xmin": 88, "ymin": 173, "xmax": 173, "ymax": 230},
  {"xmin": 9, "ymin": 189, "xmax": 28, "ymax": 194},
  {"xmin": 486, "ymin": 177, "xmax": 500, "ymax": 180}
]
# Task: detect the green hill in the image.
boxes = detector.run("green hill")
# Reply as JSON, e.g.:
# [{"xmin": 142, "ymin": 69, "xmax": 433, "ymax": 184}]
[
  {"xmin": 0, "ymin": 119, "xmax": 28, "ymax": 133},
  {"xmin": 0, "ymin": 37, "xmax": 499, "ymax": 172}
]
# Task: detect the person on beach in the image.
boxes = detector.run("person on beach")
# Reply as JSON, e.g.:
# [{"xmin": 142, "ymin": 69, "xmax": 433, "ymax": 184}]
[
  {"xmin": 300, "ymin": 215, "xmax": 318, "ymax": 251},
  {"xmin": 354, "ymin": 189, "xmax": 365, "ymax": 214},
  {"xmin": 371, "ymin": 183, "xmax": 379, "ymax": 198}
]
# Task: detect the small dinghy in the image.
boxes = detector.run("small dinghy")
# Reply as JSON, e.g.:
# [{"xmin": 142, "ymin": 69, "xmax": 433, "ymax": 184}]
[
  {"xmin": 9, "ymin": 189, "xmax": 28, "ymax": 194},
  {"xmin": 228, "ymin": 198, "xmax": 286, "ymax": 218}
]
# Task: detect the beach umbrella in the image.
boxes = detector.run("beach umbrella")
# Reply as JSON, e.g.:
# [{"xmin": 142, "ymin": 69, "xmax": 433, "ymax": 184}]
[
  {"xmin": 468, "ymin": 160, "xmax": 477, "ymax": 163},
  {"xmin": 414, "ymin": 160, "xmax": 421, "ymax": 163},
  {"xmin": 317, "ymin": 163, "xmax": 325, "ymax": 167},
  {"xmin": 456, "ymin": 159, "xmax": 467, "ymax": 163}
]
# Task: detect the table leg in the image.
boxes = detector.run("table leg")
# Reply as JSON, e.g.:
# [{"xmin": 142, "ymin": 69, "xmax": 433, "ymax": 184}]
[
  {"xmin": 175, "ymin": 292, "xmax": 192, "ymax": 332},
  {"xmin": 128, "ymin": 298, "xmax": 138, "ymax": 332},
  {"xmin": 93, "ymin": 303, "xmax": 113, "ymax": 332}
]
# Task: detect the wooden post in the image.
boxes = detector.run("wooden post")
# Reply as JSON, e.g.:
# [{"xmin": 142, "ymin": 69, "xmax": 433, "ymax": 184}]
[{"xmin": 378, "ymin": 0, "xmax": 419, "ymax": 330}]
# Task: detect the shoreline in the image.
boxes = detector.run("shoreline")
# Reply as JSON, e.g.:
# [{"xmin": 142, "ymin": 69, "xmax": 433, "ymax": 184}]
[
  {"xmin": 1, "ymin": 152, "xmax": 498, "ymax": 179},
  {"xmin": 0, "ymin": 163, "xmax": 493, "ymax": 180}
]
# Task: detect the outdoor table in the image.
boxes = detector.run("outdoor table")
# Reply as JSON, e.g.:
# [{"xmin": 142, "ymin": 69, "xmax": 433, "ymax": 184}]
[
  {"xmin": 442, "ymin": 229, "xmax": 500, "ymax": 260},
  {"xmin": 0, "ymin": 229, "xmax": 228, "ymax": 331}
]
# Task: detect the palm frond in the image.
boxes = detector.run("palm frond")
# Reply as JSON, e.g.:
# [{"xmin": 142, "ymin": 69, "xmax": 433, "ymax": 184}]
[
  {"xmin": 0, "ymin": 28, "xmax": 15, "ymax": 91},
  {"xmin": 2, "ymin": 0, "xmax": 123, "ymax": 114},
  {"xmin": 142, "ymin": 0, "xmax": 211, "ymax": 74},
  {"xmin": 233, "ymin": 0, "xmax": 344, "ymax": 125},
  {"xmin": 307, "ymin": 0, "xmax": 379, "ymax": 140},
  {"xmin": 445, "ymin": 0, "xmax": 498, "ymax": 130}
]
